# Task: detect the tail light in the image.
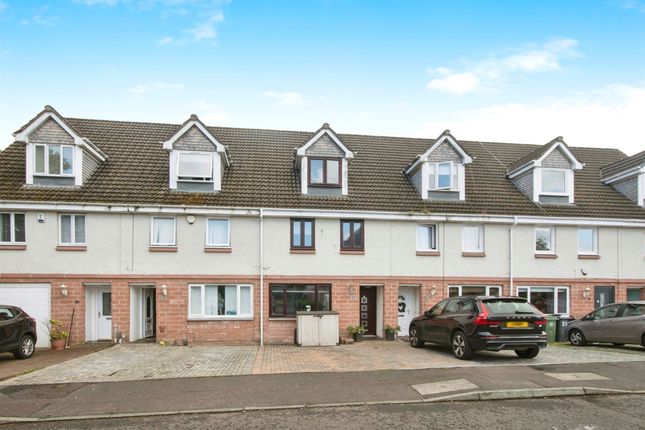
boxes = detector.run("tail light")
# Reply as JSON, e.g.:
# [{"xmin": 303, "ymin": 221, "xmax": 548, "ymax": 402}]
[
  {"xmin": 534, "ymin": 319, "xmax": 546, "ymax": 327},
  {"xmin": 474, "ymin": 305, "xmax": 500, "ymax": 328}
]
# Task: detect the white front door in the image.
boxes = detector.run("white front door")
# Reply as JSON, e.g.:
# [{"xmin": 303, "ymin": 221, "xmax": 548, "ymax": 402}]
[
  {"xmin": 397, "ymin": 286, "xmax": 417, "ymax": 336},
  {"xmin": 143, "ymin": 288, "xmax": 154, "ymax": 338},
  {"xmin": 97, "ymin": 288, "xmax": 112, "ymax": 340}
]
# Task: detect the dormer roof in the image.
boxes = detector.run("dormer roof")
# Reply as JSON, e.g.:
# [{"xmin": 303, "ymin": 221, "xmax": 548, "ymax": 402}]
[
  {"xmin": 601, "ymin": 149, "xmax": 645, "ymax": 182},
  {"xmin": 295, "ymin": 123, "xmax": 354, "ymax": 159},
  {"xmin": 13, "ymin": 105, "xmax": 107, "ymax": 162},
  {"xmin": 507, "ymin": 137, "xmax": 582, "ymax": 178},
  {"xmin": 162, "ymin": 114, "xmax": 230, "ymax": 166},
  {"xmin": 405, "ymin": 130, "xmax": 472, "ymax": 175}
]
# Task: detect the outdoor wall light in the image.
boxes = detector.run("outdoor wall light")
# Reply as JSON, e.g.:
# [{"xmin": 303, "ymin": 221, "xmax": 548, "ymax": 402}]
[
  {"xmin": 161, "ymin": 284, "xmax": 168, "ymax": 297},
  {"xmin": 186, "ymin": 215, "xmax": 196, "ymax": 225},
  {"xmin": 430, "ymin": 285, "xmax": 437, "ymax": 296},
  {"xmin": 582, "ymin": 287, "xmax": 591, "ymax": 299},
  {"xmin": 60, "ymin": 284, "xmax": 68, "ymax": 296}
]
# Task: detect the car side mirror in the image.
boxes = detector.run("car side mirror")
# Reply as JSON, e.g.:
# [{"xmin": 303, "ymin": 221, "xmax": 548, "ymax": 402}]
[{"xmin": 425, "ymin": 310, "xmax": 434, "ymax": 318}]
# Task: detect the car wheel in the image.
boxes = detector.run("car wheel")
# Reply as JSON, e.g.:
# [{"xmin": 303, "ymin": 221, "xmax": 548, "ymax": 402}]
[
  {"xmin": 641, "ymin": 334, "xmax": 645, "ymax": 348},
  {"xmin": 409, "ymin": 326, "xmax": 424, "ymax": 348},
  {"xmin": 13, "ymin": 335, "xmax": 35, "ymax": 359},
  {"xmin": 451, "ymin": 331, "xmax": 474, "ymax": 360},
  {"xmin": 612, "ymin": 343, "xmax": 625, "ymax": 347},
  {"xmin": 568, "ymin": 328, "xmax": 587, "ymax": 346},
  {"xmin": 515, "ymin": 347, "xmax": 540, "ymax": 359}
]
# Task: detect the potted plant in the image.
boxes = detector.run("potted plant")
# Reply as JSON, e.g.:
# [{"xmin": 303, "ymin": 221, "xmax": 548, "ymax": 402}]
[
  {"xmin": 384, "ymin": 325, "xmax": 400, "ymax": 341},
  {"xmin": 46, "ymin": 319, "xmax": 69, "ymax": 350},
  {"xmin": 347, "ymin": 325, "xmax": 366, "ymax": 342}
]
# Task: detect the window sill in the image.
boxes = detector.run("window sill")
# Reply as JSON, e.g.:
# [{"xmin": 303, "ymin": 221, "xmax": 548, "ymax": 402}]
[
  {"xmin": 269, "ymin": 317, "xmax": 297, "ymax": 321},
  {"xmin": 204, "ymin": 247, "xmax": 232, "ymax": 253},
  {"xmin": 340, "ymin": 249, "xmax": 365, "ymax": 255},
  {"xmin": 0, "ymin": 244, "xmax": 27, "ymax": 251},
  {"xmin": 534, "ymin": 253, "xmax": 558, "ymax": 259},
  {"xmin": 578, "ymin": 254, "xmax": 600, "ymax": 260},
  {"xmin": 308, "ymin": 184, "xmax": 342, "ymax": 189},
  {"xmin": 149, "ymin": 246, "xmax": 178, "ymax": 252},
  {"xmin": 290, "ymin": 248, "xmax": 316, "ymax": 254},
  {"xmin": 187, "ymin": 316, "xmax": 253, "ymax": 321},
  {"xmin": 462, "ymin": 252, "xmax": 485, "ymax": 257},
  {"xmin": 56, "ymin": 245, "xmax": 87, "ymax": 251},
  {"xmin": 416, "ymin": 250, "xmax": 440, "ymax": 256}
]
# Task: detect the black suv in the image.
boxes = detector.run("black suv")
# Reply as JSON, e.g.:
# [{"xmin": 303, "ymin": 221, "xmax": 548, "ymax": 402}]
[
  {"xmin": 0, "ymin": 305, "xmax": 37, "ymax": 359},
  {"xmin": 409, "ymin": 296, "xmax": 547, "ymax": 360}
]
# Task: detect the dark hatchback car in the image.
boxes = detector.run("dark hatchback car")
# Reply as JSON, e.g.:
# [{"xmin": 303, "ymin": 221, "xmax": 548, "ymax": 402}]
[
  {"xmin": 0, "ymin": 305, "xmax": 37, "ymax": 359},
  {"xmin": 409, "ymin": 296, "xmax": 547, "ymax": 360}
]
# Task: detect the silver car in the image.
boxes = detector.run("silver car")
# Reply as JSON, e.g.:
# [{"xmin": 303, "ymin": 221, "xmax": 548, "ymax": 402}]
[{"xmin": 568, "ymin": 301, "xmax": 645, "ymax": 347}]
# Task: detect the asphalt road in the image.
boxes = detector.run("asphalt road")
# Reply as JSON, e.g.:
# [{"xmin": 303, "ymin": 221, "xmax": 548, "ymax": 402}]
[{"xmin": 3, "ymin": 394, "xmax": 645, "ymax": 430}]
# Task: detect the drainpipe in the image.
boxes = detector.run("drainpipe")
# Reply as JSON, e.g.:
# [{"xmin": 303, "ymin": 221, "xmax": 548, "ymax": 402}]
[
  {"xmin": 259, "ymin": 208, "xmax": 265, "ymax": 346},
  {"xmin": 509, "ymin": 216, "xmax": 518, "ymax": 296}
]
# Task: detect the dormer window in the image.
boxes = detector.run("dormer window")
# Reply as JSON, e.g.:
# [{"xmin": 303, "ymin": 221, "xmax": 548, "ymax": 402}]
[
  {"xmin": 429, "ymin": 161, "xmax": 459, "ymax": 191},
  {"xmin": 309, "ymin": 158, "xmax": 341, "ymax": 187},
  {"xmin": 405, "ymin": 130, "xmax": 471, "ymax": 201},
  {"xmin": 162, "ymin": 114, "xmax": 230, "ymax": 192},
  {"xmin": 34, "ymin": 144, "xmax": 74, "ymax": 176},
  {"xmin": 177, "ymin": 152, "xmax": 213, "ymax": 182},
  {"xmin": 296, "ymin": 123, "xmax": 354, "ymax": 196},
  {"xmin": 601, "ymin": 150, "xmax": 645, "ymax": 208},
  {"xmin": 507, "ymin": 137, "xmax": 582, "ymax": 205}
]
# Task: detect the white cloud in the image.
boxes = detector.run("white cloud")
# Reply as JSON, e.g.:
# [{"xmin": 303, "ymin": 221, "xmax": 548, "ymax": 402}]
[
  {"xmin": 427, "ymin": 37, "xmax": 580, "ymax": 95},
  {"xmin": 73, "ymin": 0, "xmax": 119, "ymax": 5},
  {"xmin": 185, "ymin": 100, "xmax": 230, "ymax": 124},
  {"xmin": 185, "ymin": 10, "xmax": 223, "ymax": 42},
  {"xmin": 260, "ymin": 91, "xmax": 305, "ymax": 107},
  {"xmin": 128, "ymin": 81, "xmax": 185, "ymax": 95},
  {"xmin": 158, "ymin": 36, "xmax": 176, "ymax": 45},
  {"xmin": 419, "ymin": 82, "xmax": 645, "ymax": 155},
  {"xmin": 0, "ymin": 1, "xmax": 8, "ymax": 11},
  {"xmin": 619, "ymin": 0, "xmax": 645, "ymax": 12}
]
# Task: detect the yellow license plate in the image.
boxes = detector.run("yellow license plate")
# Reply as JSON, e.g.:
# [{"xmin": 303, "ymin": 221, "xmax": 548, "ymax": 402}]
[{"xmin": 506, "ymin": 321, "xmax": 529, "ymax": 328}]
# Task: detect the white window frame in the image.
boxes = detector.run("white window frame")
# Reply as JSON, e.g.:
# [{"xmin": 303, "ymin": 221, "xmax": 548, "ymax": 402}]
[
  {"xmin": 206, "ymin": 218, "xmax": 231, "ymax": 248},
  {"xmin": 534, "ymin": 226, "xmax": 556, "ymax": 254},
  {"xmin": 429, "ymin": 161, "xmax": 459, "ymax": 191},
  {"xmin": 577, "ymin": 227, "xmax": 598, "ymax": 255},
  {"xmin": 176, "ymin": 151, "xmax": 214, "ymax": 182},
  {"xmin": 448, "ymin": 285, "xmax": 502, "ymax": 297},
  {"xmin": 535, "ymin": 167, "xmax": 574, "ymax": 203},
  {"xmin": 0, "ymin": 213, "xmax": 26, "ymax": 244},
  {"xmin": 34, "ymin": 143, "xmax": 75, "ymax": 177},
  {"xmin": 150, "ymin": 216, "xmax": 176, "ymax": 246},
  {"xmin": 416, "ymin": 224, "xmax": 438, "ymax": 251},
  {"xmin": 188, "ymin": 284, "xmax": 253, "ymax": 320},
  {"xmin": 59, "ymin": 214, "xmax": 86, "ymax": 246},
  {"xmin": 462, "ymin": 225, "xmax": 484, "ymax": 253},
  {"xmin": 517, "ymin": 286, "xmax": 570, "ymax": 315}
]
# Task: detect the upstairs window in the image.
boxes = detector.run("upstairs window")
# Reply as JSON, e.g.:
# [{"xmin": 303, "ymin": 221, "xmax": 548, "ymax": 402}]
[
  {"xmin": 291, "ymin": 219, "xmax": 315, "ymax": 250},
  {"xmin": 151, "ymin": 216, "xmax": 176, "ymax": 246},
  {"xmin": 416, "ymin": 225, "xmax": 437, "ymax": 251},
  {"xmin": 535, "ymin": 227, "xmax": 555, "ymax": 254},
  {"xmin": 577, "ymin": 227, "xmax": 598, "ymax": 255},
  {"xmin": 0, "ymin": 213, "xmax": 26, "ymax": 244},
  {"xmin": 206, "ymin": 219, "xmax": 230, "ymax": 248},
  {"xmin": 34, "ymin": 144, "xmax": 74, "ymax": 176},
  {"xmin": 59, "ymin": 214, "xmax": 86, "ymax": 245},
  {"xmin": 462, "ymin": 225, "xmax": 484, "ymax": 253},
  {"xmin": 177, "ymin": 152, "xmax": 213, "ymax": 182},
  {"xmin": 541, "ymin": 169, "xmax": 566, "ymax": 194},
  {"xmin": 309, "ymin": 158, "xmax": 341, "ymax": 187},
  {"xmin": 341, "ymin": 220, "xmax": 364, "ymax": 250},
  {"xmin": 429, "ymin": 162, "xmax": 459, "ymax": 190}
]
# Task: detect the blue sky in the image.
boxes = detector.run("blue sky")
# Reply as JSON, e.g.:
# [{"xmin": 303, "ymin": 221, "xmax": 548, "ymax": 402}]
[{"xmin": 1, "ymin": 0, "xmax": 645, "ymax": 154}]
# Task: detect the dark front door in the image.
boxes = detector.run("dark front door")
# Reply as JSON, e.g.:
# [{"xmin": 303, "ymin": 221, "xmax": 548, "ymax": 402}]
[
  {"xmin": 594, "ymin": 286, "xmax": 615, "ymax": 309},
  {"xmin": 359, "ymin": 286, "xmax": 377, "ymax": 336}
]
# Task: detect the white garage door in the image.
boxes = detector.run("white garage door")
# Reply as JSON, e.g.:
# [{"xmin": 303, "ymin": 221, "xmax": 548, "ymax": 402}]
[{"xmin": 0, "ymin": 284, "xmax": 51, "ymax": 348}]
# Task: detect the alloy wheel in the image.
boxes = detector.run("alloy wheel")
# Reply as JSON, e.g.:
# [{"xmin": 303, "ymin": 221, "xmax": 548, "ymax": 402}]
[
  {"xmin": 569, "ymin": 329, "xmax": 584, "ymax": 346},
  {"xmin": 452, "ymin": 333, "xmax": 466, "ymax": 358}
]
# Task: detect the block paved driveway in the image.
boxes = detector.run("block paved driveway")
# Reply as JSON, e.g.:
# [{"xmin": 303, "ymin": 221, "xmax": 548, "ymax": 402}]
[{"xmin": 1, "ymin": 340, "xmax": 644, "ymax": 386}]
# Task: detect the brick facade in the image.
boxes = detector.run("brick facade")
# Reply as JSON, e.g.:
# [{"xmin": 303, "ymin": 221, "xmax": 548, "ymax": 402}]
[{"xmin": 2, "ymin": 274, "xmax": 644, "ymax": 345}]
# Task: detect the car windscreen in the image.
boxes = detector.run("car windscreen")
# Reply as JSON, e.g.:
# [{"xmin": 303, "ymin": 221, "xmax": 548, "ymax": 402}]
[{"xmin": 482, "ymin": 299, "xmax": 540, "ymax": 315}]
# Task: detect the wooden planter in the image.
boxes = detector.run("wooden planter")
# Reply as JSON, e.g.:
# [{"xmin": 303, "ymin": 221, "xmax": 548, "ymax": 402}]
[{"xmin": 51, "ymin": 339, "xmax": 66, "ymax": 350}]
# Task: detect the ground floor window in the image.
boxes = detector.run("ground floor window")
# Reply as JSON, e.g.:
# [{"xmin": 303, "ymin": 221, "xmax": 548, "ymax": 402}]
[
  {"xmin": 270, "ymin": 284, "xmax": 331, "ymax": 317},
  {"xmin": 517, "ymin": 286, "xmax": 569, "ymax": 315},
  {"xmin": 189, "ymin": 284, "xmax": 252, "ymax": 318},
  {"xmin": 448, "ymin": 285, "xmax": 501, "ymax": 297},
  {"xmin": 627, "ymin": 288, "xmax": 644, "ymax": 301}
]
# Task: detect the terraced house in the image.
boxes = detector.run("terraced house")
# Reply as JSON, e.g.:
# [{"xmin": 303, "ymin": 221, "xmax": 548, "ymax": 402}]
[{"xmin": 0, "ymin": 105, "xmax": 644, "ymax": 348}]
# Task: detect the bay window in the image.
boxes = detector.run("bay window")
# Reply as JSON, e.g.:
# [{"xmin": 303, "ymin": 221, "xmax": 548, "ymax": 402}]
[
  {"xmin": 189, "ymin": 284, "xmax": 252, "ymax": 318},
  {"xmin": 34, "ymin": 144, "xmax": 74, "ymax": 176},
  {"xmin": 270, "ymin": 284, "xmax": 331, "ymax": 317},
  {"xmin": 0, "ymin": 213, "xmax": 25, "ymax": 244},
  {"xmin": 517, "ymin": 286, "xmax": 569, "ymax": 315}
]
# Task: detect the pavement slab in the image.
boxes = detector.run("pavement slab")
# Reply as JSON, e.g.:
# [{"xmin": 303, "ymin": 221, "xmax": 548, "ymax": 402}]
[
  {"xmin": 544, "ymin": 372, "xmax": 610, "ymax": 381},
  {"xmin": 412, "ymin": 378, "xmax": 478, "ymax": 395}
]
